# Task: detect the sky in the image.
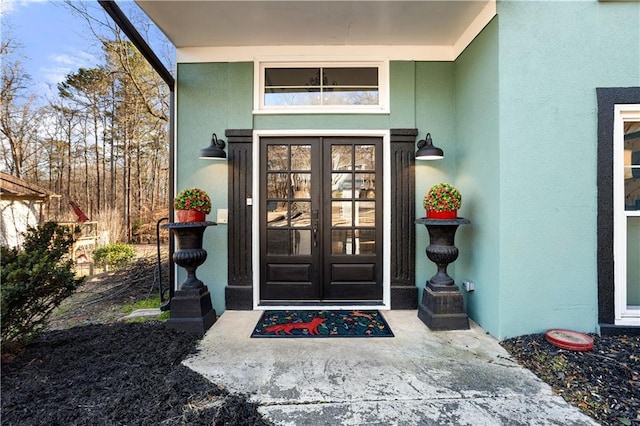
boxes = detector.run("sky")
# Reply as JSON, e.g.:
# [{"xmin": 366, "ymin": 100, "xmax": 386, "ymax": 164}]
[{"xmin": 1, "ymin": 0, "xmax": 172, "ymax": 100}]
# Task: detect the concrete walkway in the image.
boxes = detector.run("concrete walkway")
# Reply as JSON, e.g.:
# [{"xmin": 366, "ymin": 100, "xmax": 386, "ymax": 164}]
[{"xmin": 184, "ymin": 310, "xmax": 599, "ymax": 425}]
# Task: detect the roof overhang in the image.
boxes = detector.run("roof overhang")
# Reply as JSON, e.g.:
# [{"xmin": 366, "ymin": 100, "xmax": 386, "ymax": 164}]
[
  {"xmin": 0, "ymin": 172, "xmax": 59, "ymax": 202},
  {"xmin": 135, "ymin": 0, "xmax": 496, "ymax": 62}
]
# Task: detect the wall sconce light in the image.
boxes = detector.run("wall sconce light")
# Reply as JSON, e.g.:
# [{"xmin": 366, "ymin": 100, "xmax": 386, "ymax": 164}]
[
  {"xmin": 199, "ymin": 133, "xmax": 226, "ymax": 159},
  {"xmin": 416, "ymin": 133, "xmax": 444, "ymax": 160}
]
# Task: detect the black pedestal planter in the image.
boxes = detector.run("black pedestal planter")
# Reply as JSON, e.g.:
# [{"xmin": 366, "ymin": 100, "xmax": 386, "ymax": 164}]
[
  {"xmin": 161, "ymin": 221, "xmax": 217, "ymax": 336},
  {"xmin": 415, "ymin": 218, "xmax": 470, "ymax": 331}
]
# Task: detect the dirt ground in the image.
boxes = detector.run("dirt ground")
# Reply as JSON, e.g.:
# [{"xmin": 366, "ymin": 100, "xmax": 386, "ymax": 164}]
[
  {"xmin": 2, "ymin": 245, "xmax": 270, "ymax": 425},
  {"xmin": 1, "ymin": 245, "xmax": 638, "ymax": 425}
]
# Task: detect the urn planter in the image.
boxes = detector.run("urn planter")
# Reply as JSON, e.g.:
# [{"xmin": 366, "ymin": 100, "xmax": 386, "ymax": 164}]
[
  {"xmin": 415, "ymin": 217, "xmax": 470, "ymax": 331},
  {"xmin": 161, "ymin": 221, "xmax": 217, "ymax": 336}
]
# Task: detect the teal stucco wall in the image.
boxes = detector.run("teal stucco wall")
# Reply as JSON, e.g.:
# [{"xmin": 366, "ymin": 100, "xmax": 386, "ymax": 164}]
[
  {"xmin": 176, "ymin": 62, "xmax": 252, "ymax": 315},
  {"xmin": 493, "ymin": 0, "xmax": 639, "ymax": 338},
  {"xmin": 174, "ymin": 0, "xmax": 639, "ymax": 338},
  {"xmin": 453, "ymin": 17, "xmax": 501, "ymax": 337}
]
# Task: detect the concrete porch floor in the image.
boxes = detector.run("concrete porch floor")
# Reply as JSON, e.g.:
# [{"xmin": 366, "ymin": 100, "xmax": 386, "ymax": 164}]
[{"xmin": 183, "ymin": 310, "xmax": 599, "ymax": 425}]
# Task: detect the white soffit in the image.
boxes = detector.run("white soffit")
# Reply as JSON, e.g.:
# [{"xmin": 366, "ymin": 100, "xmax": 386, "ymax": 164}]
[{"xmin": 136, "ymin": 0, "xmax": 496, "ymax": 61}]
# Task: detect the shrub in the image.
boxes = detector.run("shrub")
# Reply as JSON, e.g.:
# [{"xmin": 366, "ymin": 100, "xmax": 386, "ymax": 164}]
[
  {"xmin": 1, "ymin": 222, "xmax": 84, "ymax": 350},
  {"xmin": 94, "ymin": 243, "xmax": 136, "ymax": 269}
]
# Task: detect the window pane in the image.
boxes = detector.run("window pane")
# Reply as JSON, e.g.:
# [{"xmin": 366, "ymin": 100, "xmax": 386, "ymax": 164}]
[
  {"xmin": 323, "ymin": 89, "xmax": 379, "ymax": 106},
  {"xmin": 624, "ymin": 122, "xmax": 640, "ymax": 210},
  {"xmin": 265, "ymin": 68, "xmax": 320, "ymax": 86},
  {"xmin": 263, "ymin": 66, "xmax": 380, "ymax": 108},
  {"xmin": 323, "ymin": 68, "xmax": 378, "ymax": 86},
  {"xmin": 628, "ymin": 217, "xmax": 640, "ymax": 305},
  {"xmin": 265, "ymin": 89, "xmax": 320, "ymax": 106}
]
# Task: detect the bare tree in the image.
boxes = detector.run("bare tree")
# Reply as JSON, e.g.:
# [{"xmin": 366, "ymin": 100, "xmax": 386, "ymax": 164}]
[{"xmin": 0, "ymin": 39, "xmax": 41, "ymax": 178}]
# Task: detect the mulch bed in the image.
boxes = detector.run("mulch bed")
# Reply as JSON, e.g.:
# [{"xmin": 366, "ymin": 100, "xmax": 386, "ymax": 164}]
[
  {"xmin": 501, "ymin": 333, "xmax": 640, "ymax": 426},
  {"xmin": 1, "ymin": 322, "xmax": 271, "ymax": 425}
]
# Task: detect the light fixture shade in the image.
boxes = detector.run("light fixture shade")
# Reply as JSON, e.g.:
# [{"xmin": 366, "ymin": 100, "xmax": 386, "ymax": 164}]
[
  {"xmin": 200, "ymin": 133, "xmax": 227, "ymax": 159},
  {"xmin": 416, "ymin": 133, "xmax": 444, "ymax": 160}
]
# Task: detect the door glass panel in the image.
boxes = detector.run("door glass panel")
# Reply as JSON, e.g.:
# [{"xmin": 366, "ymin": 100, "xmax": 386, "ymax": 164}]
[
  {"xmin": 291, "ymin": 202, "xmax": 311, "ymax": 226},
  {"xmin": 292, "ymin": 173, "xmax": 311, "ymax": 198},
  {"xmin": 332, "ymin": 146, "xmax": 352, "ymax": 170},
  {"xmin": 628, "ymin": 217, "xmax": 640, "ymax": 305},
  {"xmin": 356, "ymin": 173, "xmax": 376, "ymax": 199},
  {"xmin": 354, "ymin": 173, "xmax": 372, "ymax": 198},
  {"xmin": 291, "ymin": 145, "xmax": 311, "ymax": 170},
  {"xmin": 267, "ymin": 229, "xmax": 289, "ymax": 255},
  {"xmin": 267, "ymin": 145, "xmax": 288, "ymax": 170},
  {"xmin": 292, "ymin": 230, "xmax": 311, "ymax": 255},
  {"xmin": 332, "ymin": 229, "xmax": 355, "ymax": 254},
  {"xmin": 332, "ymin": 201, "xmax": 352, "ymax": 226},
  {"xmin": 330, "ymin": 142, "xmax": 377, "ymax": 256},
  {"xmin": 332, "ymin": 230, "xmax": 347, "ymax": 254},
  {"xmin": 265, "ymin": 143, "xmax": 314, "ymax": 255},
  {"xmin": 356, "ymin": 201, "xmax": 375, "ymax": 226},
  {"xmin": 355, "ymin": 145, "xmax": 375, "ymax": 169},
  {"xmin": 333, "ymin": 172, "xmax": 353, "ymax": 196},
  {"xmin": 267, "ymin": 173, "xmax": 288, "ymax": 199},
  {"xmin": 358, "ymin": 229, "xmax": 376, "ymax": 254}
]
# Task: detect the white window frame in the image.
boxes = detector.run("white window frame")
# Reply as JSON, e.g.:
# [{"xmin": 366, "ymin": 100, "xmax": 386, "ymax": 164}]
[
  {"xmin": 613, "ymin": 104, "xmax": 640, "ymax": 325},
  {"xmin": 254, "ymin": 60, "xmax": 389, "ymax": 114}
]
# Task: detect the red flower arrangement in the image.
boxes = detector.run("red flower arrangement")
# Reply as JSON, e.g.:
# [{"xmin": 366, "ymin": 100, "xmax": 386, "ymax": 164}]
[
  {"xmin": 174, "ymin": 188, "xmax": 211, "ymax": 214},
  {"xmin": 423, "ymin": 183, "xmax": 462, "ymax": 213}
]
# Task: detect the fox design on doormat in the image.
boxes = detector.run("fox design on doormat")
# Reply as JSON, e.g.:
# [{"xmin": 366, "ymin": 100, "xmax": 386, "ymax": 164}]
[
  {"xmin": 251, "ymin": 310, "xmax": 394, "ymax": 338},
  {"xmin": 264, "ymin": 317, "xmax": 327, "ymax": 335}
]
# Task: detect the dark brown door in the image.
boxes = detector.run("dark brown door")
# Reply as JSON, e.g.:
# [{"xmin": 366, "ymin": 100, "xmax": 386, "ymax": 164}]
[{"xmin": 260, "ymin": 136, "xmax": 382, "ymax": 303}]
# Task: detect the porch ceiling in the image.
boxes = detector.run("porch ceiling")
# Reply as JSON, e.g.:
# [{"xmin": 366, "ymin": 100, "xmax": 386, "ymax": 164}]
[{"xmin": 135, "ymin": 1, "xmax": 494, "ymax": 50}]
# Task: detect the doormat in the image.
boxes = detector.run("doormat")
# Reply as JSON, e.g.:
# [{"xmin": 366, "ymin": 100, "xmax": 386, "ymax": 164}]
[{"xmin": 251, "ymin": 310, "xmax": 394, "ymax": 338}]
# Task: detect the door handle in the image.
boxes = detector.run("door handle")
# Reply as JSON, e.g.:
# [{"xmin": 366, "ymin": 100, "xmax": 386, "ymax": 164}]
[{"xmin": 312, "ymin": 209, "xmax": 319, "ymax": 247}]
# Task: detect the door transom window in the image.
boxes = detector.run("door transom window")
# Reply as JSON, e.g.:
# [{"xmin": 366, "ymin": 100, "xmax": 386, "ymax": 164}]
[{"xmin": 255, "ymin": 61, "xmax": 389, "ymax": 113}]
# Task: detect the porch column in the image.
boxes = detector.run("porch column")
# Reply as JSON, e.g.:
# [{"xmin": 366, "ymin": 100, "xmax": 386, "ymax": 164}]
[
  {"xmin": 390, "ymin": 128, "xmax": 418, "ymax": 309},
  {"xmin": 225, "ymin": 129, "xmax": 254, "ymax": 309}
]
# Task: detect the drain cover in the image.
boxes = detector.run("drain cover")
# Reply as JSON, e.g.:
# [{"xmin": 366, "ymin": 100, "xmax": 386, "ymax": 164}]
[{"xmin": 545, "ymin": 329, "xmax": 594, "ymax": 351}]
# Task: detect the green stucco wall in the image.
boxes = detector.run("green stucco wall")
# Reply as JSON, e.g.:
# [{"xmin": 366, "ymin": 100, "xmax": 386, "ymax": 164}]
[
  {"xmin": 176, "ymin": 62, "xmax": 252, "ymax": 315},
  {"xmin": 174, "ymin": 0, "xmax": 639, "ymax": 338},
  {"xmin": 453, "ymin": 17, "xmax": 501, "ymax": 336},
  {"xmin": 494, "ymin": 0, "xmax": 640, "ymax": 338}
]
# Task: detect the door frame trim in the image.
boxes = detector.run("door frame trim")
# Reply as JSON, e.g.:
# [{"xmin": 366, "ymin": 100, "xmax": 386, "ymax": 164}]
[{"xmin": 252, "ymin": 129, "xmax": 391, "ymax": 310}]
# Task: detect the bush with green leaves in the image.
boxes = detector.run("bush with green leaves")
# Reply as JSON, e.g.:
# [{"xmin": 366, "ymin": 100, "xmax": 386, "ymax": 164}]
[
  {"xmin": 1, "ymin": 222, "xmax": 84, "ymax": 349},
  {"xmin": 94, "ymin": 243, "xmax": 136, "ymax": 269}
]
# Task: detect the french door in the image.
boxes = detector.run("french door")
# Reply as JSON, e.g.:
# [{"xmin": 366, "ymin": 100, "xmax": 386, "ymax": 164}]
[{"xmin": 259, "ymin": 136, "xmax": 383, "ymax": 303}]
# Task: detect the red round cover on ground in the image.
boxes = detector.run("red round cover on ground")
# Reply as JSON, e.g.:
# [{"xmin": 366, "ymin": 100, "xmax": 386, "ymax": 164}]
[{"xmin": 545, "ymin": 329, "xmax": 594, "ymax": 351}]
